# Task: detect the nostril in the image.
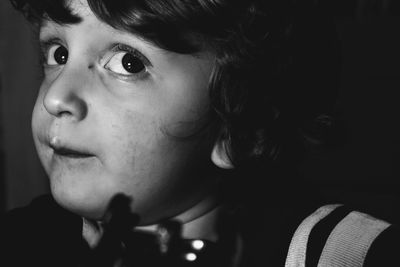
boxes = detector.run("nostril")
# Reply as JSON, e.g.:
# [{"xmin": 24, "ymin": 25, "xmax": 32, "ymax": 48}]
[
  {"xmin": 58, "ymin": 110, "xmax": 74, "ymax": 118},
  {"xmin": 43, "ymin": 91, "xmax": 88, "ymax": 121}
]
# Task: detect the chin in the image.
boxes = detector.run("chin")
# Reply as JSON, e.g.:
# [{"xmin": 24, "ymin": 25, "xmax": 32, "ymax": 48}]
[{"xmin": 50, "ymin": 184, "xmax": 110, "ymax": 220}]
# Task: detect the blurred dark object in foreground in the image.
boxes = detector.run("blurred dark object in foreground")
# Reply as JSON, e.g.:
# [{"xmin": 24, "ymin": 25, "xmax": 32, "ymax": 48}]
[{"xmin": 84, "ymin": 194, "xmax": 224, "ymax": 267}]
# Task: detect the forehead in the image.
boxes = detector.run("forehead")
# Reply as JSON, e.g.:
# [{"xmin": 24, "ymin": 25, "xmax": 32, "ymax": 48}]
[
  {"xmin": 40, "ymin": 0, "xmax": 213, "ymax": 57},
  {"xmin": 41, "ymin": 0, "xmax": 102, "ymax": 32},
  {"xmin": 68, "ymin": 0, "xmax": 91, "ymax": 16},
  {"xmin": 39, "ymin": 1, "xmax": 215, "ymax": 64},
  {"xmin": 40, "ymin": 0, "xmax": 166, "ymax": 55}
]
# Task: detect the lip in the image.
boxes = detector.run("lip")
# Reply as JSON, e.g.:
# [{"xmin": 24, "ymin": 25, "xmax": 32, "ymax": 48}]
[{"xmin": 50, "ymin": 143, "xmax": 95, "ymax": 159}]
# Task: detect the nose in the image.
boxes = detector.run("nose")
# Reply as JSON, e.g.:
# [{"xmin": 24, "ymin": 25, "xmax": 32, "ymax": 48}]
[{"xmin": 43, "ymin": 67, "xmax": 89, "ymax": 121}]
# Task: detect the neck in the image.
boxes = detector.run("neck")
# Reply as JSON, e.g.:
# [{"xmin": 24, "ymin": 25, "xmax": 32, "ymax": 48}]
[
  {"xmin": 137, "ymin": 205, "xmax": 222, "ymax": 242},
  {"xmin": 82, "ymin": 191, "xmax": 222, "ymax": 247},
  {"xmin": 137, "ymin": 191, "xmax": 221, "ymax": 241}
]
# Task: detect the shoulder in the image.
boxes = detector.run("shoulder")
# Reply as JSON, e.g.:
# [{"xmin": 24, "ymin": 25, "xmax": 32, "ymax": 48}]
[
  {"xmin": 1, "ymin": 194, "xmax": 81, "ymax": 235},
  {"xmin": 286, "ymin": 204, "xmax": 400, "ymax": 267},
  {"xmin": 2, "ymin": 194, "xmax": 64, "ymax": 221},
  {"xmin": 0, "ymin": 195, "xmax": 85, "ymax": 267},
  {"xmin": 1, "ymin": 195, "xmax": 56, "ymax": 235}
]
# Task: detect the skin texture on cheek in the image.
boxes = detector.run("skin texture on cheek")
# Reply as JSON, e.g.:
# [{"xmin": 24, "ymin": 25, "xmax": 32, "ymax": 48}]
[
  {"xmin": 108, "ymin": 111, "xmax": 159, "ymax": 179},
  {"xmin": 113, "ymin": 110, "xmax": 211, "ymax": 219},
  {"xmin": 34, "ymin": 74, "xmax": 215, "ymax": 223},
  {"xmin": 31, "ymin": 0, "xmax": 218, "ymax": 224}
]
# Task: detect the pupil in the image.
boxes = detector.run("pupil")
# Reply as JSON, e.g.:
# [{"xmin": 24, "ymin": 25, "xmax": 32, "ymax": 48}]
[
  {"xmin": 54, "ymin": 46, "xmax": 68, "ymax": 65},
  {"xmin": 122, "ymin": 53, "xmax": 145, "ymax": 74}
]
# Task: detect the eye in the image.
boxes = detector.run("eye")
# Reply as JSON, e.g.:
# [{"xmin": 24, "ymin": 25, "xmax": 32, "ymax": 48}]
[
  {"xmin": 44, "ymin": 43, "xmax": 68, "ymax": 66},
  {"xmin": 104, "ymin": 44, "xmax": 149, "ymax": 77},
  {"xmin": 106, "ymin": 52, "xmax": 146, "ymax": 75}
]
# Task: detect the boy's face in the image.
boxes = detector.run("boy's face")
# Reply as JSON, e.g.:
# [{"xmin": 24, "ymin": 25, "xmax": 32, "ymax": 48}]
[{"xmin": 32, "ymin": 0, "xmax": 216, "ymax": 224}]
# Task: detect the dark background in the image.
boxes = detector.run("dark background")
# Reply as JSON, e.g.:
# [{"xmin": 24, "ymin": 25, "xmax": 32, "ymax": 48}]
[{"xmin": 1, "ymin": 0, "xmax": 399, "ymax": 215}]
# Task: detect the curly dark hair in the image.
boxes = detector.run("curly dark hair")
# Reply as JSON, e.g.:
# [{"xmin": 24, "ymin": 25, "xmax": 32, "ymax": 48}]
[{"xmin": 11, "ymin": 0, "xmax": 342, "ymax": 170}]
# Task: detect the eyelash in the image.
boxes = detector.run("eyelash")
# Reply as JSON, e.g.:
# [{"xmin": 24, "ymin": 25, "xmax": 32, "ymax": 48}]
[
  {"xmin": 38, "ymin": 39, "xmax": 152, "ymax": 81},
  {"xmin": 111, "ymin": 44, "xmax": 151, "ymax": 66},
  {"xmin": 39, "ymin": 38, "xmax": 65, "ymax": 67},
  {"xmin": 105, "ymin": 43, "xmax": 152, "ymax": 80}
]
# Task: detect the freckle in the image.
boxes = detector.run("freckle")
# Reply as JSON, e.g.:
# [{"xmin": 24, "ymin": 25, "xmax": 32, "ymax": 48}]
[{"xmin": 88, "ymin": 64, "xmax": 94, "ymax": 70}]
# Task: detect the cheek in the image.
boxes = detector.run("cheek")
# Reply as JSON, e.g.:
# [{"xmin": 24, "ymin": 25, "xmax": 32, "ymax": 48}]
[
  {"xmin": 31, "ymin": 83, "xmax": 51, "ymax": 130},
  {"xmin": 101, "ymin": 108, "xmax": 209, "ymax": 190},
  {"xmin": 98, "ymin": 110, "xmax": 162, "ymax": 178},
  {"xmin": 31, "ymin": 88, "xmax": 44, "ymax": 133},
  {"xmin": 31, "ymin": 89, "xmax": 50, "ymax": 158},
  {"xmin": 158, "ymin": 94, "xmax": 211, "ymax": 140}
]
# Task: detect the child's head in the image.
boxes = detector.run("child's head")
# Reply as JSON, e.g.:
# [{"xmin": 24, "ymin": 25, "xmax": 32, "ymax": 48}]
[{"xmin": 12, "ymin": 0, "xmax": 340, "ymax": 224}]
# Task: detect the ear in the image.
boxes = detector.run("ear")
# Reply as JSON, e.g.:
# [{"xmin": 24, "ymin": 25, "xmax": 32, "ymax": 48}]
[{"xmin": 211, "ymin": 139, "xmax": 234, "ymax": 169}]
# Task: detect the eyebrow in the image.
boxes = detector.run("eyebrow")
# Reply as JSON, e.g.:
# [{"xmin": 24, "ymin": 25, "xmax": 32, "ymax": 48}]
[
  {"xmin": 38, "ymin": 13, "xmax": 204, "ymax": 60},
  {"xmin": 40, "ymin": 16, "xmax": 81, "ymax": 32},
  {"xmin": 39, "ymin": 24, "xmax": 65, "ymax": 43},
  {"xmin": 39, "ymin": 6, "xmax": 83, "ymax": 27}
]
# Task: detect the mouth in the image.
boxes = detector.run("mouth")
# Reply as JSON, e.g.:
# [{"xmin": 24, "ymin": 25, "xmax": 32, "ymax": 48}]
[{"xmin": 50, "ymin": 144, "xmax": 95, "ymax": 159}]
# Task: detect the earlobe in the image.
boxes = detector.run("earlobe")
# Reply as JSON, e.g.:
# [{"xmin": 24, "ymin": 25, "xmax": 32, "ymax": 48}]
[{"xmin": 211, "ymin": 140, "xmax": 234, "ymax": 169}]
